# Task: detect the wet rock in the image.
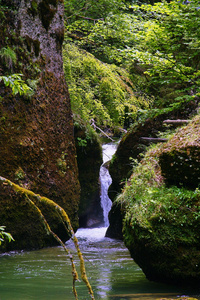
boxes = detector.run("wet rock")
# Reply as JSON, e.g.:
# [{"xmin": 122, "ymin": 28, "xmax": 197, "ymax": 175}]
[
  {"xmin": 74, "ymin": 122, "xmax": 103, "ymax": 227},
  {"xmin": 0, "ymin": 0, "xmax": 80, "ymax": 251},
  {"xmin": 105, "ymin": 201, "xmax": 123, "ymax": 239}
]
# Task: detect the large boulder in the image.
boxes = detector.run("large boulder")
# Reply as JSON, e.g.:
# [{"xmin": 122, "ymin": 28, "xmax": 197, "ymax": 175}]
[
  {"xmin": 0, "ymin": 0, "xmax": 80, "ymax": 251},
  {"xmin": 118, "ymin": 115, "xmax": 200, "ymax": 286},
  {"xmin": 107, "ymin": 108, "xmax": 198, "ymax": 239},
  {"xmin": 0, "ymin": 178, "xmax": 72, "ymax": 251}
]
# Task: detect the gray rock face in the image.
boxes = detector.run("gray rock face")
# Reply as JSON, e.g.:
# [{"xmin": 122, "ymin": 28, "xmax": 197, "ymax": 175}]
[{"xmin": 19, "ymin": 0, "xmax": 65, "ymax": 76}]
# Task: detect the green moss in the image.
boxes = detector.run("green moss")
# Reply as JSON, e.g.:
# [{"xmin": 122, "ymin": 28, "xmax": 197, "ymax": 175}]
[
  {"xmin": 56, "ymin": 153, "xmax": 69, "ymax": 176},
  {"xmin": 0, "ymin": 46, "xmax": 17, "ymax": 69},
  {"xmin": 14, "ymin": 167, "xmax": 26, "ymax": 181},
  {"xmin": 158, "ymin": 115, "xmax": 200, "ymax": 188}
]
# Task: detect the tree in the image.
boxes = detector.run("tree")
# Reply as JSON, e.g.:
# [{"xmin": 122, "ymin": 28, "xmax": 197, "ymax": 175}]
[
  {"xmin": 65, "ymin": 0, "xmax": 200, "ymax": 111},
  {"xmin": 64, "ymin": 0, "xmax": 128, "ymax": 63},
  {"xmin": 124, "ymin": 0, "xmax": 200, "ymax": 106},
  {"xmin": 63, "ymin": 44, "xmax": 151, "ymax": 128}
]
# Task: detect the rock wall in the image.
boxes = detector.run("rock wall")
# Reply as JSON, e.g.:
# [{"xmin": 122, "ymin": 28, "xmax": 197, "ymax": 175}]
[
  {"xmin": 74, "ymin": 122, "xmax": 103, "ymax": 227},
  {"xmin": 0, "ymin": 0, "xmax": 80, "ymax": 251}
]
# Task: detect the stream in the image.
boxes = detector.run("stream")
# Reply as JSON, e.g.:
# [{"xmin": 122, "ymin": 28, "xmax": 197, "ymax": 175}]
[{"xmin": 0, "ymin": 142, "xmax": 200, "ymax": 300}]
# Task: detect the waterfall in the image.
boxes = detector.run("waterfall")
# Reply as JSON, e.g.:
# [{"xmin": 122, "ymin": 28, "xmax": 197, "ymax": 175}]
[{"xmin": 100, "ymin": 142, "xmax": 117, "ymax": 227}]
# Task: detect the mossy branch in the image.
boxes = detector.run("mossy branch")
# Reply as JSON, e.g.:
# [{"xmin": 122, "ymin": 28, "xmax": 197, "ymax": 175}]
[
  {"xmin": 24, "ymin": 194, "xmax": 79, "ymax": 299},
  {"xmin": 0, "ymin": 176, "xmax": 95, "ymax": 300}
]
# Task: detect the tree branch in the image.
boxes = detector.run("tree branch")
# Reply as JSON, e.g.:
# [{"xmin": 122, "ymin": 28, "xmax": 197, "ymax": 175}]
[{"xmin": 0, "ymin": 176, "xmax": 95, "ymax": 300}]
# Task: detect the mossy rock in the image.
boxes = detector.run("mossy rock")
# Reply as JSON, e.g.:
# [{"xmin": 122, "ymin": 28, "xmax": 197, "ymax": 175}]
[
  {"xmin": 108, "ymin": 110, "xmax": 193, "ymax": 202},
  {"xmin": 119, "ymin": 118, "xmax": 200, "ymax": 286},
  {"xmin": 105, "ymin": 201, "xmax": 123, "ymax": 239},
  {"xmin": 0, "ymin": 181, "xmax": 70, "ymax": 251},
  {"xmin": 38, "ymin": 0, "xmax": 57, "ymax": 30},
  {"xmin": 107, "ymin": 106, "xmax": 199, "ymax": 239},
  {"xmin": 107, "ymin": 111, "xmax": 183, "ymax": 238},
  {"xmin": 0, "ymin": 0, "xmax": 80, "ymax": 251},
  {"xmin": 74, "ymin": 121, "xmax": 103, "ymax": 227},
  {"xmin": 159, "ymin": 115, "xmax": 200, "ymax": 188}
]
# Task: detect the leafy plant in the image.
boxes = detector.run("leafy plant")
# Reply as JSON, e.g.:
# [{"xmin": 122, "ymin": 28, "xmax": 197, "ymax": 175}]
[
  {"xmin": 0, "ymin": 46, "xmax": 17, "ymax": 70},
  {"xmin": 124, "ymin": 0, "xmax": 200, "ymax": 104},
  {"xmin": 63, "ymin": 44, "xmax": 150, "ymax": 128},
  {"xmin": 77, "ymin": 137, "xmax": 88, "ymax": 147},
  {"xmin": 0, "ymin": 73, "xmax": 33, "ymax": 96},
  {"xmin": 65, "ymin": 0, "xmax": 200, "ymax": 112},
  {"xmin": 0, "ymin": 226, "xmax": 14, "ymax": 246}
]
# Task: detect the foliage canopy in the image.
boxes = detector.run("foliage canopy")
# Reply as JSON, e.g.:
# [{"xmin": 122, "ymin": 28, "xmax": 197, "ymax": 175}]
[
  {"xmin": 63, "ymin": 43, "xmax": 151, "ymax": 127},
  {"xmin": 64, "ymin": 0, "xmax": 200, "ymax": 117}
]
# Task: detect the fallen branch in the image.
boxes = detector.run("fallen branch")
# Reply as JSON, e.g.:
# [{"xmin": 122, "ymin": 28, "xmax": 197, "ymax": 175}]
[
  {"xmin": 0, "ymin": 176, "xmax": 95, "ymax": 300},
  {"xmin": 163, "ymin": 119, "xmax": 190, "ymax": 125},
  {"xmin": 90, "ymin": 119, "xmax": 114, "ymax": 142},
  {"xmin": 25, "ymin": 194, "xmax": 79, "ymax": 299}
]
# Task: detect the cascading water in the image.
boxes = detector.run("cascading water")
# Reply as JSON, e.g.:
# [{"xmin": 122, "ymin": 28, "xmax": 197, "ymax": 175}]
[{"xmin": 100, "ymin": 142, "xmax": 118, "ymax": 227}]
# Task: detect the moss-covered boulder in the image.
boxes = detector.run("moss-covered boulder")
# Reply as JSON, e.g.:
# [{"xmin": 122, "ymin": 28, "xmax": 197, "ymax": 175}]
[
  {"xmin": 74, "ymin": 120, "xmax": 103, "ymax": 227},
  {"xmin": 159, "ymin": 115, "xmax": 200, "ymax": 188},
  {"xmin": 117, "ymin": 116, "xmax": 200, "ymax": 286},
  {"xmin": 107, "ymin": 107, "xmax": 198, "ymax": 238},
  {"xmin": 108, "ymin": 110, "xmax": 197, "ymax": 202},
  {"xmin": 107, "ymin": 113, "xmax": 174, "ymax": 239},
  {"xmin": 0, "ymin": 0, "xmax": 80, "ymax": 250}
]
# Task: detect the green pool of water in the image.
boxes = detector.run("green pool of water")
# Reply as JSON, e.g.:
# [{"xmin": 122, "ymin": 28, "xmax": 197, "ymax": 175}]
[{"xmin": 0, "ymin": 227, "xmax": 199, "ymax": 300}]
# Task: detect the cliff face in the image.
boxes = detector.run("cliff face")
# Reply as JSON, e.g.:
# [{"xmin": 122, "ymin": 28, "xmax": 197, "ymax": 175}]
[{"xmin": 0, "ymin": 0, "xmax": 80, "ymax": 250}]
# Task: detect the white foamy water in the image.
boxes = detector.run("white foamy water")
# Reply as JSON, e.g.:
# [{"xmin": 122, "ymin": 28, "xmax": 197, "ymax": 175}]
[
  {"xmin": 75, "ymin": 227, "xmax": 107, "ymax": 242},
  {"xmin": 102, "ymin": 142, "xmax": 118, "ymax": 164},
  {"xmin": 100, "ymin": 142, "xmax": 118, "ymax": 226}
]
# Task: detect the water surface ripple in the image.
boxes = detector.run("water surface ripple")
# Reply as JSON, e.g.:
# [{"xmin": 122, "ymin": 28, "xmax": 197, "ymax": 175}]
[{"xmin": 1, "ymin": 227, "xmax": 200, "ymax": 300}]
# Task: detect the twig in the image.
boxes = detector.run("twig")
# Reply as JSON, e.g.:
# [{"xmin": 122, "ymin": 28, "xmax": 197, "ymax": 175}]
[{"xmin": 90, "ymin": 119, "xmax": 114, "ymax": 142}]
